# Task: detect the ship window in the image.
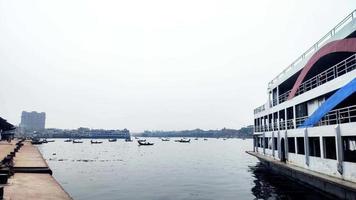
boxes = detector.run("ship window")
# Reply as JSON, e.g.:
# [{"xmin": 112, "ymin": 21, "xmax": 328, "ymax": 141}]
[
  {"xmin": 268, "ymin": 138, "xmax": 272, "ymax": 149},
  {"xmin": 323, "ymin": 137, "xmax": 336, "ymax": 160},
  {"xmin": 264, "ymin": 137, "xmax": 269, "ymax": 148},
  {"xmin": 297, "ymin": 137, "xmax": 305, "ymax": 155},
  {"xmin": 342, "ymin": 136, "xmax": 356, "ymax": 162},
  {"xmin": 274, "ymin": 138, "xmax": 278, "ymax": 150},
  {"xmin": 288, "ymin": 137, "xmax": 296, "ymax": 153},
  {"xmin": 309, "ymin": 137, "xmax": 321, "ymax": 157}
]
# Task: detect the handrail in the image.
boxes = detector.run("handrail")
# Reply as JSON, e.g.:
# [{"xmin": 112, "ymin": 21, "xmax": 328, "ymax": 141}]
[
  {"xmin": 278, "ymin": 53, "xmax": 356, "ymax": 104},
  {"xmin": 317, "ymin": 104, "xmax": 356, "ymax": 126},
  {"xmin": 268, "ymin": 9, "xmax": 356, "ymax": 88}
]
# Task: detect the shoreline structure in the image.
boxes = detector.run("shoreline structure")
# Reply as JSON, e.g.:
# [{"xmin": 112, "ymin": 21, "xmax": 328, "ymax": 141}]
[{"xmin": 0, "ymin": 139, "xmax": 71, "ymax": 200}]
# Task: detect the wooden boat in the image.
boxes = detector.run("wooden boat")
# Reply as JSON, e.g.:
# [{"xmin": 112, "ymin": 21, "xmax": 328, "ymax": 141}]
[
  {"xmin": 175, "ymin": 138, "xmax": 190, "ymax": 143},
  {"xmin": 138, "ymin": 140, "xmax": 154, "ymax": 145},
  {"xmin": 108, "ymin": 139, "xmax": 117, "ymax": 142},
  {"xmin": 31, "ymin": 139, "xmax": 43, "ymax": 145},
  {"xmin": 91, "ymin": 140, "xmax": 103, "ymax": 144},
  {"xmin": 72, "ymin": 140, "xmax": 83, "ymax": 143}
]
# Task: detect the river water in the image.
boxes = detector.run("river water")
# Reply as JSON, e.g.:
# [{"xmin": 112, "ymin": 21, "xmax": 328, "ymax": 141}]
[{"xmin": 37, "ymin": 138, "xmax": 331, "ymax": 200}]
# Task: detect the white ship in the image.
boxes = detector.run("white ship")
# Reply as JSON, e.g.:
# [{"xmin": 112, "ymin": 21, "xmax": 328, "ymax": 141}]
[{"xmin": 248, "ymin": 10, "xmax": 356, "ymax": 199}]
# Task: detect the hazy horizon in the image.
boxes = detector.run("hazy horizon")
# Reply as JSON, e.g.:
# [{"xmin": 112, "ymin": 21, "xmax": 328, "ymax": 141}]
[{"xmin": 1, "ymin": 0, "xmax": 355, "ymax": 132}]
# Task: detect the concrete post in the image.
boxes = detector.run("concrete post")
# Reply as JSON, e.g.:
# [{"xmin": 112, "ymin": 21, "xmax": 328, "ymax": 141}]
[
  {"xmin": 304, "ymin": 128, "xmax": 309, "ymax": 166},
  {"xmin": 320, "ymin": 136, "xmax": 324, "ymax": 159},
  {"xmin": 284, "ymin": 109, "xmax": 287, "ymax": 129},
  {"xmin": 293, "ymin": 106, "xmax": 297, "ymax": 129},
  {"xmin": 277, "ymin": 131, "xmax": 281, "ymax": 159},
  {"xmin": 263, "ymin": 132, "xmax": 266, "ymax": 155},
  {"xmin": 272, "ymin": 132, "xmax": 275, "ymax": 157},
  {"xmin": 285, "ymin": 131, "xmax": 288, "ymax": 161},
  {"xmin": 276, "ymin": 87, "xmax": 279, "ymax": 105},
  {"xmin": 335, "ymin": 124, "xmax": 343, "ymax": 175}
]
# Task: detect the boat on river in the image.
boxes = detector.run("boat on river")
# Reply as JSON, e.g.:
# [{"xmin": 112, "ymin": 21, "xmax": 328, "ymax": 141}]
[
  {"xmin": 108, "ymin": 139, "xmax": 117, "ymax": 142},
  {"xmin": 175, "ymin": 138, "xmax": 190, "ymax": 143},
  {"xmin": 91, "ymin": 140, "xmax": 103, "ymax": 144},
  {"xmin": 138, "ymin": 140, "xmax": 154, "ymax": 145}
]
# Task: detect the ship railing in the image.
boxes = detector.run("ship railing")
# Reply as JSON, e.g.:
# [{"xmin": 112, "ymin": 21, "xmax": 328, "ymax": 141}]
[
  {"xmin": 263, "ymin": 125, "xmax": 268, "ymax": 132},
  {"xmin": 317, "ymin": 105, "xmax": 356, "ymax": 126},
  {"xmin": 296, "ymin": 54, "xmax": 356, "ymax": 96},
  {"xmin": 277, "ymin": 54, "xmax": 356, "ymax": 104},
  {"xmin": 269, "ymin": 9, "xmax": 356, "ymax": 88},
  {"xmin": 254, "ymin": 125, "xmax": 263, "ymax": 132},
  {"xmin": 286, "ymin": 119, "xmax": 294, "ymax": 129},
  {"xmin": 279, "ymin": 121, "xmax": 286, "ymax": 130},
  {"xmin": 273, "ymin": 121, "xmax": 278, "ymax": 130},
  {"xmin": 272, "ymin": 99, "xmax": 278, "ymax": 106},
  {"xmin": 296, "ymin": 116, "xmax": 308, "ymax": 128},
  {"xmin": 254, "ymin": 104, "xmax": 266, "ymax": 114},
  {"xmin": 279, "ymin": 90, "xmax": 291, "ymax": 104},
  {"xmin": 268, "ymin": 124, "xmax": 272, "ymax": 132}
]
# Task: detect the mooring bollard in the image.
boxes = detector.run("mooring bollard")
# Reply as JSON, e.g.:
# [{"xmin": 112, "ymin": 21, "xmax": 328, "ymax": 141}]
[
  {"xmin": 0, "ymin": 186, "xmax": 3, "ymax": 200},
  {"xmin": 10, "ymin": 152, "xmax": 15, "ymax": 157},
  {"xmin": 0, "ymin": 174, "xmax": 8, "ymax": 184}
]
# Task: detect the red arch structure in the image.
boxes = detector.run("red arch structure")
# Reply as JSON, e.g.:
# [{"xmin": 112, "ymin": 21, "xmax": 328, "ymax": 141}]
[{"xmin": 288, "ymin": 38, "xmax": 356, "ymax": 100}]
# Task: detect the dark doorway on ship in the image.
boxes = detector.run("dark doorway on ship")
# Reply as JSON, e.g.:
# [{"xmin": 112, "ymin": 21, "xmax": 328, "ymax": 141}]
[{"xmin": 281, "ymin": 138, "xmax": 286, "ymax": 162}]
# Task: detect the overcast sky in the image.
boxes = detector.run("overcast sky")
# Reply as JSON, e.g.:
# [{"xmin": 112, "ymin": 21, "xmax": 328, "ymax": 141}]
[{"xmin": 0, "ymin": 1, "xmax": 355, "ymax": 132}]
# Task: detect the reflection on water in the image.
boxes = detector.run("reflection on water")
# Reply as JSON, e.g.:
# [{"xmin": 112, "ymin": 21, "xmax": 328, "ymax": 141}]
[
  {"xmin": 249, "ymin": 162, "xmax": 333, "ymax": 200},
  {"xmin": 38, "ymin": 138, "xmax": 331, "ymax": 200}
]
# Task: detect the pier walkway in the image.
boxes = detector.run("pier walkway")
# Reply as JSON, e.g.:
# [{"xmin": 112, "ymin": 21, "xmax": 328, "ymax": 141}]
[{"xmin": 0, "ymin": 140, "xmax": 71, "ymax": 200}]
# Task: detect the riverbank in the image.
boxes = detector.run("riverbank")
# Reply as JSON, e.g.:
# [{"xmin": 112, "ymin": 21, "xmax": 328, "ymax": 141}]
[{"xmin": 0, "ymin": 139, "xmax": 71, "ymax": 199}]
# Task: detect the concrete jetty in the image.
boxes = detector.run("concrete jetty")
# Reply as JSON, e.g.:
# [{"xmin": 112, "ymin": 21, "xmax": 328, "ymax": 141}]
[{"xmin": 0, "ymin": 139, "xmax": 71, "ymax": 200}]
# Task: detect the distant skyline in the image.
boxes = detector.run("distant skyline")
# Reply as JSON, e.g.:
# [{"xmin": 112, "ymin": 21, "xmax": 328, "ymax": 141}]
[{"xmin": 0, "ymin": 1, "xmax": 355, "ymax": 132}]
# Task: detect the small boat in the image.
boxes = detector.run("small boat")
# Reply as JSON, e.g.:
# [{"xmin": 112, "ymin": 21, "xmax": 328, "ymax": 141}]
[
  {"xmin": 73, "ymin": 140, "xmax": 83, "ymax": 144},
  {"xmin": 31, "ymin": 139, "xmax": 43, "ymax": 145},
  {"xmin": 138, "ymin": 140, "xmax": 154, "ymax": 146},
  {"xmin": 137, "ymin": 139, "xmax": 146, "ymax": 142},
  {"xmin": 64, "ymin": 139, "xmax": 72, "ymax": 142},
  {"xmin": 161, "ymin": 138, "xmax": 170, "ymax": 141},
  {"xmin": 42, "ymin": 139, "xmax": 48, "ymax": 143},
  {"xmin": 91, "ymin": 140, "xmax": 103, "ymax": 144},
  {"xmin": 175, "ymin": 138, "xmax": 190, "ymax": 143},
  {"xmin": 203, "ymin": 138, "xmax": 208, "ymax": 141},
  {"xmin": 46, "ymin": 140, "xmax": 55, "ymax": 142},
  {"xmin": 108, "ymin": 139, "xmax": 117, "ymax": 142},
  {"xmin": 223, "ymin": 138, "xmax": 227, "ymax": 140},
  {"xmin": 194, "ymin": 138, "xmax": 198, "ymax": 140},
  {"xmin": 125, "ymin": 138, "xmax": 133, "ymax": 142}
]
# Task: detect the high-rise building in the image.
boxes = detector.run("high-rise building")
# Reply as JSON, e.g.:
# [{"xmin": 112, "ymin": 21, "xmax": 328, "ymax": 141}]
[{"xmin": 20, "ymin": 111, "xmax": 46, "ymax": 133}]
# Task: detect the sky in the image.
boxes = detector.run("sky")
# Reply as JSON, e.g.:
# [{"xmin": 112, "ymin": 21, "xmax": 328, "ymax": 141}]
[{"xmin": 0, "ymin": 0, "xmax": 355, "ymax": 132}]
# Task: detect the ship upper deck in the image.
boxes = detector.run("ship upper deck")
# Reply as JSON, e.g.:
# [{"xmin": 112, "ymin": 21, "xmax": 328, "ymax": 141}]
[
  {"xmin": 268, "ymin": 10, "xmax": 356, "ymax": 90},
  {"xmin": 254, "ymin": 10, "xmax": 356, "ymax": 116}
]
